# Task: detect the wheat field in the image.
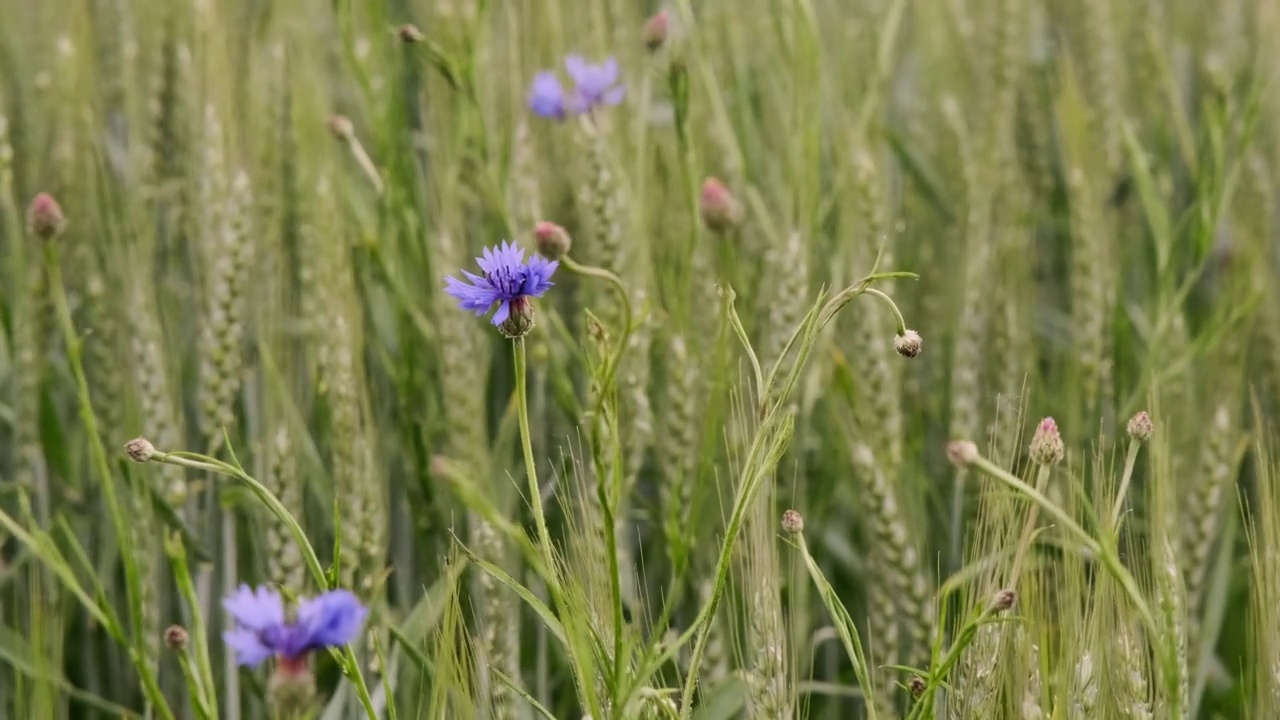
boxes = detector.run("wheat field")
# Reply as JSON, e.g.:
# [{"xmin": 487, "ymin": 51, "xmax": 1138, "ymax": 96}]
[{"xmin": 0, "ymin": 0, "xmax": 1278, "ymax": 718}]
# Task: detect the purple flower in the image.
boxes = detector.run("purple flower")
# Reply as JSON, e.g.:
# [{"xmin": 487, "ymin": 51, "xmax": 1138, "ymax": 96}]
[
  {"xmin": 444, "ymin": 240, "xmax": 558, "ymax": 329},
  {"xmin": 564, "ymin": 55, "xmax": 625, "ymax": 112},
  {"xmin": 527, "ymin": 55, "xmax": 625, "ymax": 119},
  {"xmin": 528, "ymin": 71, "xmax": 568, "ymax": 119},
  {"xmin": 222, "ymin": 585, "xmax": 367, "ymax": 668}
]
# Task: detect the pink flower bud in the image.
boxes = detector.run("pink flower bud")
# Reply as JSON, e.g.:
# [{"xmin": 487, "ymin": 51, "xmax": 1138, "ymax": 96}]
[
  {"xmin": 26, "ymin": 192, "xmax": 66, "ymax": 240},
  {"xmin": 534, "ymin": 221, "xmax": 572, "ymax": 260},
  {"xmin": 699, "ymin": 177, "xmax": 742, "ymax": 234},
  {"xmin": 1029, "ymin": 417, "xmax": 1064, "ymax": 466},
  {"xmin": 643, "ymin": 10, "xmax": 670, "ymax": 51}
]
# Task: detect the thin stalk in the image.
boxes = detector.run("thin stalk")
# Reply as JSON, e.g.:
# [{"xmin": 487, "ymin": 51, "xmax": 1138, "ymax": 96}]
[
  {"xmin": 1109, "ymin": 440, "xmax": 1142, "ymax": 532},
  {"xmin": 513, "ymin": 337, "xmax": 558, "ymax": 587},
  {"xmin": 44, "ymin": 244, "xmax": 175, "ymax": 720},
  {"xmin": 1008, "ymin": 464, "xmax": 1053, "ymax": 585}
]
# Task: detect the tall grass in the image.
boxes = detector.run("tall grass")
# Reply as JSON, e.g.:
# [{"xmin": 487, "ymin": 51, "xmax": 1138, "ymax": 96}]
[{"xmin": 1, "ymin": 0, "xmax": 1279, "ymax": 718}]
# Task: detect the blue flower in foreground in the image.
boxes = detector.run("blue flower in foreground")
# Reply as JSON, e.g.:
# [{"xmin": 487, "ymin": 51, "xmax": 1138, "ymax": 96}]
[
  {"xmin": 222, "ymin": 585, "xmax": 367, "ymax": 668},
  {"xmin": 527, "ymin": 55, "xmax": 625, "ymax": 119},
  {"xmin": 444, "ymin": 240, "xmax": 558, "ymax": 336},
  {"xmin": 564, "ymin": 54, "xmax": 625, "ymax": 111}
]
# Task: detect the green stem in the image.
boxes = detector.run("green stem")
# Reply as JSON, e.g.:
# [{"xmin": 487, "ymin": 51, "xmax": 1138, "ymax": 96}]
[
  {"xmin": 863, "ymin": 287, "xmax": 908, "ymax": 335},
  {"xmin": 1008, "ymin": 463, "xmax": 1052, "ymax": 586},
  {"xmin": 514, "ymin": 337, "xmax": 558, "ymax": 585},
  {"xmin": 44, "ymin": 243, "xmax": 175, "ymax": 720},
  {"xmin": 1108, "ymin": 440, "xmax": 1142, "ymax": 533}
]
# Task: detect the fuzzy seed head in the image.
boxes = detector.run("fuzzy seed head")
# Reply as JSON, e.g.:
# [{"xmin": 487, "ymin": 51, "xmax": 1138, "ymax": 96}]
[
  {"xmin": 699, "ymin": 177, "xmax": 742, "ymax": 233},
  {"xmin": 398, "ymin": 24, "xmax": 424, "ymax": 43},
  {"xmin": 946, "ymin": 440, "xmax": 979, "ymax": 467},
  {"xmin": 327, "ymin": 114, "xmax": 354, "ymax": 140},
  {"xmin": 643, "ymin": 10, "xmax": 670, "ymax": 51},
  {"xmin": 991, "ymin": 588, "xmax": 1016, "ymax": 611},
  {"xmin": 895, "ymin": 329, "xmax": 923, "ymax": 358},
  {"xmin": 164, "ymin": 625, "xmax": 189, "ymax": 650},
  {"xmin": 780, "ymin": 509, "xmax": 804, "ymax": 535},
  {"xmin": 1029, "ymin": 417, "xmax": 1064, "ymax": 466},
  {"xmin": 1127, "ymin": 411, "xmax": 1153, "ymax": 442},
  {"xmin": 534, "ymin": 221, "xmax": 572, "ymax": 260},
  {"xmin": 125, "ymin": 437, "xmax": 158, "ymax": 463},
  {"xmin": 26, "ymin": 192, "xmax": 66, "ymax": 240}
]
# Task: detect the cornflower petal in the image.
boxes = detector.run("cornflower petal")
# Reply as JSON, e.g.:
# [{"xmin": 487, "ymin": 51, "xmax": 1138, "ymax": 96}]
[{"xmin": 222, "ymin": 584, "xmax": 285, "ymax": 632}]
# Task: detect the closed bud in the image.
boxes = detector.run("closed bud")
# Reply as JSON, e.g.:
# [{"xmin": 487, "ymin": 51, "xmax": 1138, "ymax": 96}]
[
  {"xmin": 498, "ymin": 296, "xmax": 536, "ymax": 339},
  {"xmin": 534, "ymin": 221, "xmax": 572, "ymax": 260},
  {"xmin": 1126, "ymin": 411, "xmax": 1152, "ymax": 442},
  {"xmin": 991, "ymin": 588, "xmax": 1016, "ymax": 612},
  {"xmin": 894, "ymin": 329, "xmax": 923, "ymax": 358},
  {"xmin": 27, "ymin": 192, "xmax": 66, "ymax": 240},
  {"xmin": 909, "ymin": 676, "xmax": 926, "ymax": 698},
  {"xmin": 780, "ymin": 509, "xmax": 804, "ymax": 535},
  {"xmin": 327, "ymin": 114, "xmax": 354, "ymax": 140},
  {"xmin": 699, "ymin": 177, "xmax": 742, "ymax": 233},
  {"xmin": 398, "ymin": 24, "xmax": 424, "ymax": 43},
  {"xmin": 1029, "ymin": 417, "xmax": 1064, "ymax": 466},
  {"xmin": 125, "ymin": 437, "xmax": 158, "ymax": 463},
  {"xmin": 643, "ymin": 10, "xmax": 670, "ymax": 51},
  {"xmin": 268, "ymin": 656, "xmax": 316, "ymax": 716},
  {"xmin": 946, "ymin": 440, "xmax": 979, "ymax": 468},
  {"xmin": 164, "ymin": 625, "xmax": 189, "ymax": 651}
]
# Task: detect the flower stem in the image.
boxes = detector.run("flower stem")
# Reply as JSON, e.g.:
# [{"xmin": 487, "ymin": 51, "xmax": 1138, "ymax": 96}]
[
  {"xmin": 863, "ymin": 287, "xmax": 908, "ymax": 335},
  {"xmin": 1108, "ymin": 440, "xmax": 1142, "ymax": 533},
  {"xmin": 514, "ymin": 337, "xmax": 558, "ymax": 585}
]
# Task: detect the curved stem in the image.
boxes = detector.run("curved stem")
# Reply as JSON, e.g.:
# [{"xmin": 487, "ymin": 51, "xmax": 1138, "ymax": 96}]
[
  {"xmin": 863, "ymin": 287, "xmax": 908, "ymax": 335},
  {"xmin": 561, "ymin": 254, "xmax": 634, "ymax": 406}
]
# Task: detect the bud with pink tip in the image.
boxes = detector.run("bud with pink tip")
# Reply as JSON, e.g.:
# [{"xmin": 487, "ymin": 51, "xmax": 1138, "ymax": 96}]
[
  {"xmin": 398, "ymin": 24, "xmax": 424, "ymax": 43},
  {"xmin": 1029, "ymin": 417, "xmax": 1064, "ymax": 466},
  {"xmin": 534, "ymin": 221, "xmax": 572, "ymax": 260},
  {"xmin": 125, "ymin": 437, "xmax": 158, "ymax": 463},
  {"xmin": 780, "ymin": 509, "xmax": 804, "ymax": 535},
  {"xmin": 1126, "ymin": 411, "xmax": 1152, "ymax": 442},
  {"xmin": 990, "ymin": 588, "xmax": 1016, "ymax": 611},
  {"xmin": 643, "ymin": 10, "xmax": 670, "ymax": 51},
  {"xmin": 327, "ymin": 114, "xmax": 354, "ymax": 140},
  {"xmin": 699, "ymin": 177, "xmax": 742, "ymax": 233},
  {"xmin": 27, "ymin": 193, "xmax": 66, "ymax": 240}
]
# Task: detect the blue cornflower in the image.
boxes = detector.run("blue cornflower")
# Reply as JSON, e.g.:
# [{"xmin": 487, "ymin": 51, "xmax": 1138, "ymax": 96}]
[
  {"xmin": 527, "ymin": 55, "xmax": 625, "ymax": 119},
  {"xmin": 444, "ymin": 240, "xmax": 558, "ymax": 336},
  {"xmin": 222, "ymin": 585, "xmax": 367, "ymax": 668},
  {"xmin": 564, "ymin": 55, "xmax": 625, "ymax": 112},
  {"xmin": 528, "ymin": 71, "xmax": 568, "ymax": 119}
]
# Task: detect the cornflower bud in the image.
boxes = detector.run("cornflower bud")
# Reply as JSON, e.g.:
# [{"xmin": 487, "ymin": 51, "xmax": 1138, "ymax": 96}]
[
  {"xmin": 643, "ymin": 10, "xmax": 670, "ymax": 51},
  {"xmin": 895, "ymin": 329, "xmax": 923, "ymax": 358},
  {"xmin": 699, "ymin": 177, "xmax": 742, "ymax": 233},
  {"xmin": 946, "ymin": 440, "xmax": 979, "ymax": 468},
  {"xmin": 1029, "ymin": 417, "xmax": 1064, "ymax": 466},
  {"xmin": 398, "ymin": 24, "xmax": 424, "ymax": 43},
  {"xmin": 780, "ymin": 509, "xmax": 804, "ymax": 535},
  {"xmin": 534, "ymin": 221, "xmax": 572, "ymax": 260},
  {"xmin": 991, "ymin": 588, "xmax": 1016, "ymax": 612},
  {"xmin": 164, "ymin": 625, "xmax": 189, "ymax": 651},
  {"xmin": 327, "ymin": 114, "xmax": 354, "ymax": 140},
  {"xmin": 27, "ymin": 192, "xmax": 66, "ymax": 240},
  {"xmin": 125, "ymin": 437, "xmax": 158, "ymax": 463},
  {"xmin": 1126, "ymin": 411, "xmax": 1153, "ymax": 442}
]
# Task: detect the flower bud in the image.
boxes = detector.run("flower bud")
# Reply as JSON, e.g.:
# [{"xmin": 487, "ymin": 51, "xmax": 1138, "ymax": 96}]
[
  {"xmin": 909, "ymin": 676, "xmax": 926, "ymax": 698},
  {"xmin": 946, "ymin": 440, "xmax": 979, "ymax": 468},
  {"xmin": 643, "ymin": 10, "xmax": 670, "ymax": 51},
  {"xmin": 780, "ymin": 509, "xmax": 804, "ymax": 535},
  {"xmin": 990, "ymin": 588, "xmax": 1016, "ymax": 612},
  {"xmin": 27, "ymin": 193, "xmax": 66, "ymax": 240},
  {"xmin": 1029, "ymin": 417, "xmax": 1064, "ymax": 466},
  {"xmin": 1126, "ymin": 411, "xmax": 1152, "ymax": 442},
  {"xmin": 398, "ymin": 24, "xmax": 424, "ymax": 43},
  {"xmin": 699, "ymin": 177, "xmax": 742, "ymax": 233},
  {"xmin": 498, "ymin": 296, "xmax": 536, "ymax": 339},
  {"xmin": 534, "ymin": 221, "xmax": 572, "ymax": 260},
  {"xmin": 164, "ymin": 625, "xmax": 189, "ymax": 651},
  {"xmin": 125, "ymin": 437, "xmax": 158, "ymax": 463},
  {"xmin": 327, "ymin": 114, "xmax": 354, "ymax": 141},
  {"xmin": 894, "ymin": 329, "xmax": 922, "ymax": 358}
]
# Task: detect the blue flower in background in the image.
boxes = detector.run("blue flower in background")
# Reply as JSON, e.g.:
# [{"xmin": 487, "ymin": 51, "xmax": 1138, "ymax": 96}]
[
  {"xmin": 527, "ymin": 55, "xmax": 625, "ymax": 119},
  {"xmin": 564, "ymin": 55, "xmax": 625, "ymax": 112},
  {"xmin": 445, "ymin": 241, "xmax": 558, "ymax": 328},
  {"xmin": 222, "ymin": 585, "xmax": 367, "ymax": 668},
  {"xmin": 528, "ymin": 71, "xmax": 568, "ymax": 119}
]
